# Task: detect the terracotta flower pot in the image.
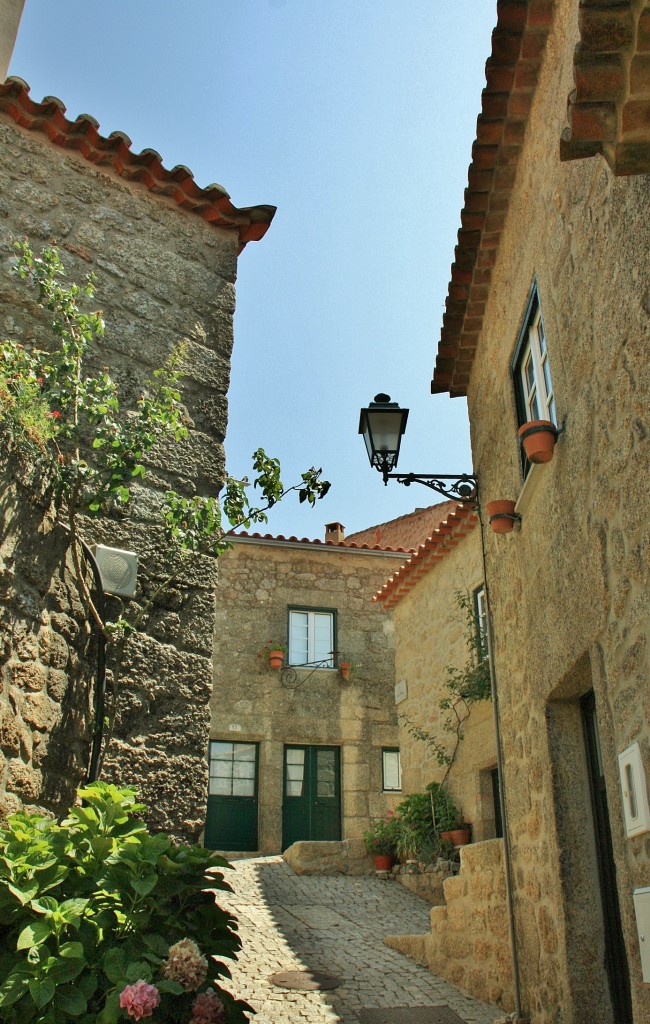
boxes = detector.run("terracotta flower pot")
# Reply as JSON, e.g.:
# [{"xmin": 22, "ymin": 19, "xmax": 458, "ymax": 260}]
[
  {"xmin": 268, "ymin": 650, "xmax": 285, "ymax": 669},
  {"xmin": 373, "ymin": 854, "xmax": 393, "ymax": 871},
  {"xmin": 518, "ymin": 419, "xmax": 558, "ymax": 464},
  {"xmin": 340, "ymin": 661, "xmax": 351, "ymax": 681},
  {"xmin": 485, "ymin": 499, "xmax": 518, "ymax": 534},
  {"xmin": 441, "ymin": 828, "xmax": 471, "ymax": 846}
]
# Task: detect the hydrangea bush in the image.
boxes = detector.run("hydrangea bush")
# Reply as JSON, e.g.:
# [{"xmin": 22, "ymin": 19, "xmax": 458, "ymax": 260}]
[{"xmin": 0, "ymin": 783, "xmax": 250, "ymax": 1023}]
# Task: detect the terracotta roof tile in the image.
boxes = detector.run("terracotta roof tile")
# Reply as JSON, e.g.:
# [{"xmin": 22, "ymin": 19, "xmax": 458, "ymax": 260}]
[
  {"xmin": 0, "ymin": 78, "xmax": 275, "ymax": 253},
  {"xmin": 230, "ymin": 531, "xmax": 411, "ymax": 554},
  {"xmin": 373, "ymin": 503, "xmax": 479, "ymax": 610},
  {"xmin": 345, "ymin": 501, "xmax": 458, "ymax": 553},
  {"xmin": 431, "ymin": 0, "xmax": 649, "ymax": 400}
]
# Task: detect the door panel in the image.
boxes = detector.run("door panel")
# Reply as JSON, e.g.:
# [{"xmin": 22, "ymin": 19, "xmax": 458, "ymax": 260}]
[
  {"xmin": 282, "ymin": 745, "xmax": 341, "ymax": 850},
  {"xmin": 581, "ymin": 693, "xmax": 632, "ymax": 1023},
  {"xmin": 205, "ymin": 741, "xmax": 258, "ymax": 851}
]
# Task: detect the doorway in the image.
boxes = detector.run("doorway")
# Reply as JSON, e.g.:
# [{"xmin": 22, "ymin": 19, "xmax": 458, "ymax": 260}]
[
  {"xmin": 205, "ymin": 740, "xmax": 259, "ymax": 851},
  {"xmin": 282, "ymin": 745, "xmax": 341, "ymax": 850},
  {"xmin": 581, "ymin": 692, "xmax": 632, "ymax": 1023}
]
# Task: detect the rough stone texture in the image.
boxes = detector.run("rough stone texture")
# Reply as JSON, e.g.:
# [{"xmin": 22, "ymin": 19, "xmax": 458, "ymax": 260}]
[
  {"xmin": 463, "ymin": 0, "xmax": 650, "ymax": 1020},
  {"xmin": 0, "ymin": 113, "xmax": 240, "ymax": 839},
  {"xmin": 210, "ymin": 538, "xmax": 405, "ymax": 852},
  {"xmin": 283, "ymin": 839, "xmax": 371, "ymax": 876},
  {"xmin": 390, "ymin": 524, "xmax": 498, "ymax": 839},
  {"xmin": 386, "ymin": 840, "xmax": 513, "ymax": 1012}
]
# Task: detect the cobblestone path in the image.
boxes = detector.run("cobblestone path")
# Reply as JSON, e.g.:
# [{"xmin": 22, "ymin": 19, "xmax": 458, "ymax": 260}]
[{"xmin": 216, "ymin": 856, "xmax": 498, "ymax": 1024}]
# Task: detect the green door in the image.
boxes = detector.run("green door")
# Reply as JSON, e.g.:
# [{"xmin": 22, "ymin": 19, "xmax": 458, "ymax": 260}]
[
  {"xmin": 205, "ymin": 741, "xmax": 258, "ymax": 851},
  {"xmin": 282, "ymin": 745, "xmax": 341, "ymax": 850}
]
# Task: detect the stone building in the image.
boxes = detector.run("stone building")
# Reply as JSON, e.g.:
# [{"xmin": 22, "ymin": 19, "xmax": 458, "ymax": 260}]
[
  {"xmin": 0, "ymin": 72, "xmax": 274, "ymax": 839},
  {"xmin": 427, "ymin": 1, "xmax": 650, "ymax": 1021},
  {"xmin": 206, "ymin": 517, "xmax": 436, "ymax": 855},
  {"xmin": 373, "ymin": 501, "xmax": 498, "ymax": 843}
]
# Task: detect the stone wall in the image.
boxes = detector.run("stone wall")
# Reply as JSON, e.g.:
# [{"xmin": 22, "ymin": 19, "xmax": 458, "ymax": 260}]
[
  {"xmin": 466, "ymin": 0, "xmax": 650, "ymax": 1019},
  {"xmin": 0, "ymin": 113, "xmax": 241, "ymax": 840},
  {"xmin": 210, "ymin": 537, "xmax": 404, "ymax": 852},
  {"xmin": 390, "ymin": 523, "xmax": 498, "ymax": 839}
]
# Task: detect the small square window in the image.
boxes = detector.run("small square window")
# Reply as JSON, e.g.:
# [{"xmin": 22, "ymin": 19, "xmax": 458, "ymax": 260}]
[
  {"xmin": 288, "ymin": 608, "xmax": 335, "ymax": 667},
  {"xmin": 382, "ymin": 748, "xmax": 401, "ymax": 792}
]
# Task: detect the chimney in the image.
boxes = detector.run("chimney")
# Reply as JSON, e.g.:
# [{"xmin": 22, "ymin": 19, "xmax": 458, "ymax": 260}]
[
  {"xmin": 324, "ymin": 521, "xmax": 345, "ymax": 544},
  {"xmin": 0, "ymin": 0, "xmax": 26, "ymax": 82}
]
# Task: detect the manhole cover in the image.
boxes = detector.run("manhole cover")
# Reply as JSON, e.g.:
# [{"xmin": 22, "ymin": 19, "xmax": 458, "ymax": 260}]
[
  {"xmin": 356, "ymin": 1008, "xmax": 465, "ymax": 1024},
  {"xmin": 269, "ymin": 970, "xmax": 342, "ymax": 991}
]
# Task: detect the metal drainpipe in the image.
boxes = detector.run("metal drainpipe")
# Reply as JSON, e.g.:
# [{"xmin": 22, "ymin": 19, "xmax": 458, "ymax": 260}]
[{"xmin": 478, "ymin": 511, "xmax": 528, "ymax": 1024}]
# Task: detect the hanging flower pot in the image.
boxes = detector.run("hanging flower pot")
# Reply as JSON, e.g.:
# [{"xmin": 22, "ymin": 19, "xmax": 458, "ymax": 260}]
[
  {"xmin": 518, "ymin": 419, "xmax": 558, "ymax": 464},
  {"xmin": 268, "ymin": 650, "xmax": 285, "ymax": 669},
  {"xmin": 486, "ymin": 500, "xmax": 519, "ymax": 534}
]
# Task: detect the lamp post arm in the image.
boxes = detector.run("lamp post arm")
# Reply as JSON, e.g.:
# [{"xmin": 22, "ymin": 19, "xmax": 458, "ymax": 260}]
[{"xmin": 382, "ymin": 471, "xmax": 478, "ymax": 504}]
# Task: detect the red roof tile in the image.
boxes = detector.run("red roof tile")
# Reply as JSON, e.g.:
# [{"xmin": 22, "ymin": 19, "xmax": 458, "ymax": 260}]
[
  {"xmin": 230, "ymin": 531, "xmax": 411, "ymax": 554},
  {"xmin": 0, "ymin": 77, "xmax": 275, "ymax": 253},
  {"xmin": 430, "ymin": 0, "xmax": 649, "ymax": 399},
  {"xmin": 373, "ymin": 503, "xmax": 479, "ymax": 609},
  {"xmin": 346, "ymin": 502, "xmax": 457, "ymax": 553}
]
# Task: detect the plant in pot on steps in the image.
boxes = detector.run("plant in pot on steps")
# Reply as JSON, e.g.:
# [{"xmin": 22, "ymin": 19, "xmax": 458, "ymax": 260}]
[
  {"xmin": 431, "ymin": 783, "xmax": 472, "ymax": 847},
  {"xmin": 258, "ymin": 639, "xmax": 288, "ymax": 670},
  {"xmin": 363, "ymin": 812, "xmax": 398, "ymax": 870}
]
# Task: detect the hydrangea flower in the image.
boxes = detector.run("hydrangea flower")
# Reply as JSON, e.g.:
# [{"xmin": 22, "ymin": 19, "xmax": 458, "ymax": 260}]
[
  {"xmin": 191, "ymin": 988, "xmax": 226, "ymax": 1024},
  {"xmin": 161, "ymin": 937, "xmax": 208, "ymax": 991},
  {"xmin": 118, "ymin": 980, "xmax": 161, "ymax": 1020}
]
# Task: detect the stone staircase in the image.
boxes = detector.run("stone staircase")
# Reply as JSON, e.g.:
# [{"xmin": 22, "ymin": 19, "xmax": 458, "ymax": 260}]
[{"xmin": 386, "ymin": 838, "xmax": 514, "ymax": 1011}]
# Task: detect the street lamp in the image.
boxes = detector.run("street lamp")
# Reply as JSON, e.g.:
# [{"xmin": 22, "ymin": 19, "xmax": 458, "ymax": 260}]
[{"xmin": 358, "ymin": 394, "xmax": 477, "ymax": 503}]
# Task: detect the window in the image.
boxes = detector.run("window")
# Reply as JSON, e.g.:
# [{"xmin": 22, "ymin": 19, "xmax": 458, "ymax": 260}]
[
  {"xmin": 382, "ymin": 748, "xmax": 401, "ymax": 792},
  {"xmin": 288, "ymin": 608, "xmax": 335, "ymax": 667},
  {"xmin": 208, "ymin": 741, "xmax": 256, "ymax": 797},
  {"xmin": 513, "ymin": 285, "xmax": 556, "ymax": 431}
]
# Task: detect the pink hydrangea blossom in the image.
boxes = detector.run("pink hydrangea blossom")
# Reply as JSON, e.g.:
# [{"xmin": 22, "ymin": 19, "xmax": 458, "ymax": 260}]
[
  {"xmin": 191, "ymin": 987, "xmax": 226, "ymax": 1024},
  {"xmin": 118, "ymin": 980, "xmax": 161, "ymax": 1020},
  {"xmin": 161, "ymin": 937, "xmax": 208, "ymax": 991}
]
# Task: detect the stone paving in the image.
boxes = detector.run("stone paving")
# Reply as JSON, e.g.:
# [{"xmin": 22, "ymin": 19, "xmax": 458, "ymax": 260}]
[{"xmin": 215, "ymin": 856, "xmax": 499, "ymax": 1024}]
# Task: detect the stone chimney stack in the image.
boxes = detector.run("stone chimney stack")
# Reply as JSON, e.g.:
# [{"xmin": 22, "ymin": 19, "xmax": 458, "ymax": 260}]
[
  {"xmin": 324, "ymin": 521, "xmax": 345, "ymax": 544},
  {"xmin": 0, "ymin": 0, "xmax": 26, "ymax": 82}
]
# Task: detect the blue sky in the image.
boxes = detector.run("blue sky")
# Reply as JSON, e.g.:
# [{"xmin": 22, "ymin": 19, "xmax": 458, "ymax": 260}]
[{"xmin": 10, "ymin": 1, "xmax": 496, "ymax": 540}]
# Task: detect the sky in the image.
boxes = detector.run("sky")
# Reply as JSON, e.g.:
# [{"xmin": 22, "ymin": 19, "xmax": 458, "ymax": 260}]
[{"xmin": 10, "ymin": 1, "xmax": 497, "ymax": 541}]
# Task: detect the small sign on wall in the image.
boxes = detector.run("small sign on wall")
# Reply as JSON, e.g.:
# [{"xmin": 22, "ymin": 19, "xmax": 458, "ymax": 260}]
[
  {"xmin": 228, "ymin": 724, "xmax": 242, "ymax": 732},
  {"xmin": 394, "ymin": 679, "xmax": 407, "ymax": 704},
  {"xmin": 618, "ymin": 742, "xmax": 650, "ymax": 837}
]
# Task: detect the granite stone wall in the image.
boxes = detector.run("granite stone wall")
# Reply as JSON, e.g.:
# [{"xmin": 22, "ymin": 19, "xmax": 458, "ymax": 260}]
[
  {"xmin": 0, "ymin": 113, "xmax": 240, "ymax": 840},
  {"xmin": 466, "ymin": 0, "xmax": 650, "ymax": 1019},
  {"xmin": 390, "ymin": 524, "xmax": 498, "ymax": 840},
  {"xmin": 210, "ymin": 537, "xmax": 404, "ymax": 852}
]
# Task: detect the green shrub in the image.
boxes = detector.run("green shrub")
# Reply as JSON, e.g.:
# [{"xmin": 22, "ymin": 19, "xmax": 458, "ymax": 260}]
[
  {"xmin": 0, "ymin": 783, "xmax": 250, "ymax": 1023},
  {"xmin": 362, "ymin": 813, "xmax": 398, "ymax": 856}
]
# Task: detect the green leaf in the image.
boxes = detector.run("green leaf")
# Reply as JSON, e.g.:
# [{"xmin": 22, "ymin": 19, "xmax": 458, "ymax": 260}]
[
  {"xmin": 96, "ymin": 989, "xmax": 121, "ymax": 1024},
  {"xmin": 28, "ymin": 977, "xmax": 56, "ymax": 1009},
  {"xmin": 102, "ymin": 946, "xmax": 126, "ymax": 984},
  {"xmin": 17, "ymin": 920, "xmax": 51, "ymax": 949},
  {"xmin": 58, "ymin": 941, "xmax": 85, "ymax": 960},
  {"xmin": 0, "ymin": 969, "xmax": 30, "ymax": 1008},
  {"xmin": 125, "ymin": 961, "xmax": 151, "ymax": 983},
  {"xmin": 130, "ymin": 875, "xmax": 157, "ymax": 897},
  {"xmin": 54, "ymin": 985, "xmax": 87, "ymax": 1016},
  {"xmin": 156, "ymin": 978, "xmax": 184, "ymax": 995}
]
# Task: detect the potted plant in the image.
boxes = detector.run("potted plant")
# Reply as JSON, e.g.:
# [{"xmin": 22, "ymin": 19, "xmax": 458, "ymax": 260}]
[
  {"xmin": 363, "ymin": 813, "xmax": 398, "ymax": 870},
  {"xmin": 485, "ymin": 499, "xmax": 519, "ymax": 534},
  {"xmin": 258, "ymin": 640, "xmax": 288, "ymax": 670},
  {"xmin": 339, "ymin": 659, "xmax": 358, "ymax": 682},
  {"xmin": 431, "ymin": 785, "xmax": 472, "ymax": 846},
  {"xmin": 517, "ymin": 419, "xmax": 559, "ymax": 464}
]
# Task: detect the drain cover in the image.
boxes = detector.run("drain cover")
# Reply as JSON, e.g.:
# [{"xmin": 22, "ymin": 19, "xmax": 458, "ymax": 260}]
[
  {"xmin": 357, "ymin": 1008, "xmax": 465, "ymax": 1024},
  {"xmin": 269, "ymin": 969, "xmax": 342, "ymax": 991}
]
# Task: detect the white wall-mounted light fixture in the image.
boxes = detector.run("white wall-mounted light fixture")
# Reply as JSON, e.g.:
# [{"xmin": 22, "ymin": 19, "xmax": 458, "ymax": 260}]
[
  {"xmin": 92, "ymin": 545, "xmax": 139, "ymax": 598},
  {"xmin": 618, "ymin": 742, "xmax": 650, "ymax": 838}
]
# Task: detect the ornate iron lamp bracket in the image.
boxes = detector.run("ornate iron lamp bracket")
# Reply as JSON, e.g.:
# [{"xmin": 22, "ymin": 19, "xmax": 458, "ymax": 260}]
[{"xmin": 383, "ymin": 471, "xmax": 478, "ymax": 504}]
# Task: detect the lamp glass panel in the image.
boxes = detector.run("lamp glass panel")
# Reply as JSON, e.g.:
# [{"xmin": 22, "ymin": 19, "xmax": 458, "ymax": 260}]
[{"xmin": 367, "ymin": 409, "xmax": 403, "ymax": 458}]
